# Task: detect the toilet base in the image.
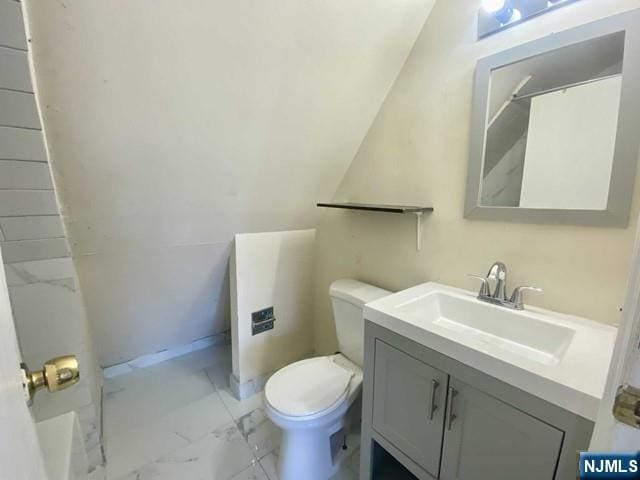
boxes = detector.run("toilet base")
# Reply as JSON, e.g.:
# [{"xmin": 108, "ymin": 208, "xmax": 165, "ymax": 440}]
[
  {"xmin": 277, "ymin": 422, "xmax": 343, "ymax": 480},
  {"xmin": 268, "ymin": 397, "xmax": 362, "ymax": 480}
]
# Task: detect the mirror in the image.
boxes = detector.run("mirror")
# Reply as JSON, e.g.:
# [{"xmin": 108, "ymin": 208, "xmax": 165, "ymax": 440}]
[
  {"xmin": 465, "ymin": 11, "xmax": 640, "ymax": 226},
  {"xmin": 483, "ymin": 33, "xmax": 623, "ymax": 210}
]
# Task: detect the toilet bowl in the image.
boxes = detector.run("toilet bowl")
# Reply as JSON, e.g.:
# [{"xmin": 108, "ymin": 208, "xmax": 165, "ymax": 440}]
[
  {"xmin": 264, "ymin": 279, "xmax": 390, "ymax": 480},
  {"xmin": 265, "ymin": 354, "xmax": 362, "ymax": 480}
]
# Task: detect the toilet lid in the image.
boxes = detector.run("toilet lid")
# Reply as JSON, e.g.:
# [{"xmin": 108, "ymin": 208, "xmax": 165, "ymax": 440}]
[{"xmin": 265, "ymin": 357, "xmax": 354, "ymax": 417}]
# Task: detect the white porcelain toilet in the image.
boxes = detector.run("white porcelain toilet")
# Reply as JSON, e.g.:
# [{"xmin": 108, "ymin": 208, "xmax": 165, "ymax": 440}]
[{"xmin": 264, "ymin": 279, "xmax": 390, "ymax": 480}]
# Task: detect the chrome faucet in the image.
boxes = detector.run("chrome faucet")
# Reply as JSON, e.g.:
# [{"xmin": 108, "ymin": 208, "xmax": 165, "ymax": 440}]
[{"xmin": 467, "ymin": 261, "xmax": 542, "ymax": 310}]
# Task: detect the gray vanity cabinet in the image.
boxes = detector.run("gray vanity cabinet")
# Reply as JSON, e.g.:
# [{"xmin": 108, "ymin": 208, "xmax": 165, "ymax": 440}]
[
  {"xmin": 361, "ymin": 323, "xmax": 595, "ymax": 480},
  {"xmin": 372, "ymin": 340, "xmax": 448, "ymax": 478},
  {"xmin": 440, "ymin": 377, "xmax": 563, "ymax": 480}
]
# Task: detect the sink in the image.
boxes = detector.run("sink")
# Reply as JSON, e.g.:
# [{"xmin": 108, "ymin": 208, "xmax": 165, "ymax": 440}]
[
  {"xmin": 394, "ymin": 290, "xmax": 575, "ymax": 366},
  {"xmin": 363, "ymin": 282, "xmax": 617, "ymax": 420}
]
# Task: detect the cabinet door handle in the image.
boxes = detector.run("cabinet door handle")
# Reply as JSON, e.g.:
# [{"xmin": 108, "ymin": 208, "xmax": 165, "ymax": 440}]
[
  {"xmin": 429, "ymin": 379, "xmax": 440, "ymax": 420},
  {"xmin": 447, "ymin": 386, "xmax": 458, "ymax": 431}
]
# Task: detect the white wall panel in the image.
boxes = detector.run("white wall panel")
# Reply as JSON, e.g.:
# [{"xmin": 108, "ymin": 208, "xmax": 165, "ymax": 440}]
[
  {"xmin": 0, "ymin": 238, "xmax": 69, "ymax": 263},
  {"xmin": 0, "ymin": 216, "xmax": 65, "ymax": 240},
  {"xmin": 0, "ymin": 1, "xmax": 27, "ymax": 50},
  {"xmin": 0, "ymin": 90, "xmax": 40, "ymax": 128},
  {"xmin": 0, "ymin": 160, "xmax": 52, "ymax": 189},
  {"xmin": 0, "ymin": 126, "xmax": 46, "ymax": 161},
  {"xmin": 0, "ymin": 47, "xmax": 31, "ymax": 91},
  {"xmin": 0, "ymin": 190, "xmax": 58, "ymax": 216}
]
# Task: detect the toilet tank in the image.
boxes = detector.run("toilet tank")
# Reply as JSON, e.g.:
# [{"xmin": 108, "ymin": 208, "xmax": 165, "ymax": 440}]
[{"xmin": 329, "ymin": 279, "xmax": 391, "ymax": 367}]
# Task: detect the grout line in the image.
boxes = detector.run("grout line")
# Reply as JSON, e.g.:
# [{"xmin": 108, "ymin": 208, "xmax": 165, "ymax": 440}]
[
  {"xmin": 0, "ymin": 123, "xmax": 41, "ymax": 131},
  {"xmin": 4, "ymin": 254, "xmax": 71, "ymax": 265},
  {"xmin": 0, "ymin": 188, "xmax": 54, "ymax": 191},
  {"xmin": 0, "ymin": 44, "xmax": 28, "ymax": 53},
  {"xmin": 0, "ymin": 187, "xmax": 55, "ymax": 191},
  {"xmin": 0, "ymin": 187, "xmax": 53, "ymax": 192},
  {"xmin": 0, "ymin": 213, "xmax": 59, "ymax": 218},
  {"xmin": 0, "ymin": 235, "xmax": 66, "ymax": 242},
  {"xmin": 98, "ymin": 385, "xmax": 106, "ymax": 466},
  {"xmin": 0, "ymin": 214, "xmax": 62, "ymax": 220},
  {"xmin": 1, "ymin": 236, "xmax": 66, "ymax": 243},
  {"xmin": 0, "ymin": 158, "xmax": 47, "ymax": 164},
  {"xmin": 0, "ymin": 86, "xmax": 34, "ymax": 95},
  {"xmin": 257, "ymin": 460, "xmax": 271, "ymax": 480}
]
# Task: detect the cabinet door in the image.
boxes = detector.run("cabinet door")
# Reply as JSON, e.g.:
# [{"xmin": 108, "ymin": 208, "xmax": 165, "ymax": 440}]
[
  {"xmin": 373, "ymin": 340, "xmax": 448, "ymax": 478},
  {"xmin": 440, "ymin": 377, "xmax": 563, "ymax": 480}
]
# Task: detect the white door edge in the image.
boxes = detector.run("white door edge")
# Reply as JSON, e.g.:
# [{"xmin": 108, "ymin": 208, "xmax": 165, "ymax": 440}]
[{"xmin": 590, "ymin": 214, "xmax": 640, "ymax": 450}]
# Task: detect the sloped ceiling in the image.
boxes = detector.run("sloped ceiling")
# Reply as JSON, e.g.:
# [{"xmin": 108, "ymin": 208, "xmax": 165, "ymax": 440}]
[{"xmin": 23, "ymin": 0, "xmax": 436, "ymax": 365}]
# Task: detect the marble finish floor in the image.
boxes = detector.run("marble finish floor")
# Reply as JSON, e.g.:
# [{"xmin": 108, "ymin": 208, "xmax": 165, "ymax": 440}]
[{"xmin": 98, "ymin": 345, "xmax": 360, "ymax": 480}]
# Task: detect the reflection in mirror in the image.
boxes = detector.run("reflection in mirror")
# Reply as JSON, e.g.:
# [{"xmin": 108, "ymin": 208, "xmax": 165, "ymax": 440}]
[{"xmin": 481, "ymin": 32, "xmax": 624, "ymax": 210}]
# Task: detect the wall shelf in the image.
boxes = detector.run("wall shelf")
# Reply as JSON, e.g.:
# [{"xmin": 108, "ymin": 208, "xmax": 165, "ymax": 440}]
[{"xmin": 316, "ymin": 202, "xmax": 434, "ymax": 251}]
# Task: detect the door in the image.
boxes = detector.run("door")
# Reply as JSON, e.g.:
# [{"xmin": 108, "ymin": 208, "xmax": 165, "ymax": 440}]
[
  {"xmin": 440, "ymin": 377, "xmax": 564, "ymax": 480},
  {"xmin": 0, "ymin": 248, "xmax": 49, "ymax": 479},
  {"xmin": 590, "ymin": 217, "xmax": 640, "ymax": 450},
  {"xmin": 372, "ymin": 340, "xmax": 448, "ymax": 478}
]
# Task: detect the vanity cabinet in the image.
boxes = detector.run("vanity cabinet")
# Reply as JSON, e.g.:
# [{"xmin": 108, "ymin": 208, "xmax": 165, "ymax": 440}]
[
  {"xmin": 372, "ymin": 340, "xmax": 448, "ymax": 478},
  {"xmin": 361, "ymin": 323, "xmax": 594, "ymax": 480},
  {"xmin": 439, "ymin": 377, "xmax": 563, "ymax": 480}
]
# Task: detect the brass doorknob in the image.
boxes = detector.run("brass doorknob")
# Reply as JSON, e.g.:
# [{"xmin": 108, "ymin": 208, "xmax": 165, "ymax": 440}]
[{"xmin": 21, "ymin": 355, "xmax": 80, "ymax": 405}]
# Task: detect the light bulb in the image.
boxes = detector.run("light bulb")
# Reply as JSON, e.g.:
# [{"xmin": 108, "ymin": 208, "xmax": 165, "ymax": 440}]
[{"xmin": 482, "ymin": 0, "xmax": 506, "ymax": 14}]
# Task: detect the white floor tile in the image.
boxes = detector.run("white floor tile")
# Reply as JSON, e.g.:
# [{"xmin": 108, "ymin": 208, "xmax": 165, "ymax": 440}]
[
  {"xmin": 236, "ymin": 408, "xmax": 281, "ymax": 460},
  {"xmin": 230, "ymin": 463, "xmax": 269, "ymax": 480},
  {"xmin": 236, "ymin": 408, "xmax": 281, "ymax": 459},
  {"xmin": 103, "ymin": 352, "xmax": 218, "ymax": 438},
  {"xmin": 102, "ymin": 345, "xmax": 289, "ymax": 480},
  {"xmin": 88, "ymin": 465, "xmax": 106, "ymax": 480},
  {"xmin": 330, "ymin": 467, "xmax": 359, "ymax": 480},
  {"xmin": 346, "ymin": 447, "xmax": 360, "ymax": 475},
  {"xmin": 162, "ymin": 392, "xmax": 234, "ymax": 443},
  {"xmin": 105, "ymin": 421, "xmax": 189, "ymax": 479},
  {"xmin": 217, "ymin": 387, "xmax": 265, "ymax": 420},
  {"xmin": 258, "ymin": 452, "xmax": 278, "ymax": 480},
  {"xmin": 205, "ymin": 361, "xmax": 232, "ymax": 389},
  {"xmin": 115, "ymin": 422, "xmax": 256, "ymax": 480}
]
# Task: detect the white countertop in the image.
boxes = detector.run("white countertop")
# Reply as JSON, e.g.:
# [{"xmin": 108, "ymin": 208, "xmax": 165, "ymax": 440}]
[{"xmin": 363, "ymin": 282, "xmax": 617, "ymax": 421}]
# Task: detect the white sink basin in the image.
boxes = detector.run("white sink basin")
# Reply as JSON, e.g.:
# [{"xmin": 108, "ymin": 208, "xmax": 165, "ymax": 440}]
[
  {"xmin": 364, "ymin": 282, "xmax": 617, "ymax": 420},
  {"xmin": 394, "ymin": 289, "xmax": 575, "ymax": 366}
]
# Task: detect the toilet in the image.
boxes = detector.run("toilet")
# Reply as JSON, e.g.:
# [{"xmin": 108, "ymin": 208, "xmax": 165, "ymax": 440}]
[{"xmin": 264, "ymin": 279, "xmax": 390, "ymax": 480}]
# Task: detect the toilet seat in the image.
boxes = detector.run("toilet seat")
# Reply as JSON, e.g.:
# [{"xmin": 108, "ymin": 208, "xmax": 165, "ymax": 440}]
[{"xmin": 265, "ymin": 356, "xmax": 354, "ymax": 418}]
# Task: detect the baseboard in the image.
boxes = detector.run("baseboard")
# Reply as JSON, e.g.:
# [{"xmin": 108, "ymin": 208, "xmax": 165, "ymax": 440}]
[
  {"xmin": 229, "ymin": 351, "xmax": 317, "ymax": 400},
  {"xmin": 229, "ymin": 370, "xmax": 273, "ymax": 400},
  {"xmin": 103, "ymin": 330, "xmax": 231, "ymax": 379}
]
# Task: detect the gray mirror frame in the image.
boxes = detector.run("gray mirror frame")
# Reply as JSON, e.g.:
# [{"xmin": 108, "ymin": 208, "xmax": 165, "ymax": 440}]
[{"xmin": 465, "ymin": 9, "xmax": 640, "ymax": 227}]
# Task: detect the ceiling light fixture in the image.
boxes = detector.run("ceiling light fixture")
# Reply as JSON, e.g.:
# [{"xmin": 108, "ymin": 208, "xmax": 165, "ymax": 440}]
[
  {"xmin": 482, "ymin": 0, "xmax": 518, "ymax": 25},
  {"xmin": 482, "ymin": 0, "xmax": 507, "ymax": 13},
  {"xmin": 479, "ymin": 0, "xmax": 581, "ymax": 38}
]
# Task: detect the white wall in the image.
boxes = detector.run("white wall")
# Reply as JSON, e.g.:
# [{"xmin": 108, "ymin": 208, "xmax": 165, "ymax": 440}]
[
  {"xmin": 22, "ymin": 0, "xmax": 437, "ymax": 366},
  {"xmin": 313, "ymin": 0, "xmax": 640, "ymax": 355},
  {"xmin": 520, "ymin": 75, "xmax": 622, "ymax": 210},
  {"xmin": 230, "ymin": 229, "xmax": 315, "ymax": 389}
]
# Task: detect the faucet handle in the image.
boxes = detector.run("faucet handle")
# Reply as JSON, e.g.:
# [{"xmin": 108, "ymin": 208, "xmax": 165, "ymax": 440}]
[
  {"xmin": 467, "ymin": 274, "xmax": 491, "ymax": 297},
  {"xmin": 509, "ymin": 286, "xmax": 542, "ymax": 310}
]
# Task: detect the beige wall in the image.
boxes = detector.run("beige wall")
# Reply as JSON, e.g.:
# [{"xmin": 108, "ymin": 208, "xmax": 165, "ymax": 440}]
[
  {"xmin": 313, "ymin": 0, "xmax": 640, "ymax": 355},
  {"xmin": 230, "ymin": 230, "xmax": 315, "ymax": 387},
  {"xmin": 23, "ymin": 0, "xmax": 436, "ymax": 366}
]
